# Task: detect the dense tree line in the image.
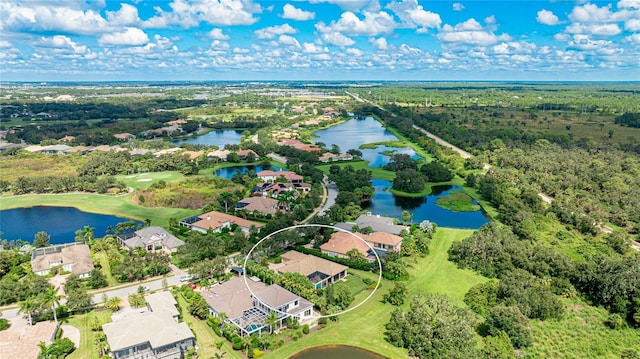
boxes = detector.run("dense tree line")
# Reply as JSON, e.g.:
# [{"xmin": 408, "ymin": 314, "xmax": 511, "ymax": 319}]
[
  {"xmin": 327, "ymin": 164, "xmax": 374, "ymax": 206},
  {"xmin": 79, "ymin": 151, "xmax": 198, "ymax": 176},
  {"xmin": 10, "ymin": 175, "xmax": 126, "ymax": 195},
  {"xmin": 615, "ymin": 113, "xmax": 640, "ymax": 128},
  {"xmin": 111, "ymin": 249, "xmax": 171, "ymax": 282}
]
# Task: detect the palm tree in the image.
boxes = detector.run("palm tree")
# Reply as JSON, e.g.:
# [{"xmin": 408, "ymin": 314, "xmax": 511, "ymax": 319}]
[
  {"xmin": 212, "ymin": 352, "xmax": 226, "ymax": 359},
  {"xmin": 265, "ymin": 310, "xmax": 278, "ymax": 333},
  {"xmin": 401, "ymin": 210, "xmax": 412, "ymax": 224},
  {"xmin": 18, "ymin": 296, "xmax": 37, "ymax": 326},
  {"xmin": 129, "ymin": 293, "xmax": 145, "ymax": 309},
  {"xmin": 241, "ymin": 334, "xmax": 253, "ymax": 356},
  {"xmin": 105, "ymin": 297, "xmax": 122, "ymax": 312},
  {"xmin": 40, "ymin": 287, "xmax": 62, "ymax": 325},
  {"xmin": 37, "ymin": 341, "xmax": 49, "ymax": 359}
]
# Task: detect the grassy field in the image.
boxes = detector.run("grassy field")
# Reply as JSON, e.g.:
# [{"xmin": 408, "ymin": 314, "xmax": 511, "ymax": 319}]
[
  {"xmin": 0, "ymin": 193, "xmax": 198, "ymax": 228},
  {"xmin": 114, "ymin": 171, "xmax": 186, "ymax": 190},
  {"xmin": 525, "ymin": 298, "xmax": 640, "ymax": 358},
  {"xmin": 266, "ymin": 228, "xmax": 486, "ymax": 358},
  {"xmin": 94, "ymin": 251, "xmax": 118, "ymax": 286},
  {"xmin": 435, "ymin": 190, "xmax": 482, "ymax": 212},
  {"xmin": 66, "ymin": 310, "xmax": 112, "ymax": 359},
  {"xmin": 0, "ymin": 152, "xmax": 85, "ymax": 182},
  {"xmin": 175, "ymin": 294, "xmax": 242, "ymax": 359},
  {"xmin": 359, "ymin": 140, "xmax": 409, "ymax": 149}
]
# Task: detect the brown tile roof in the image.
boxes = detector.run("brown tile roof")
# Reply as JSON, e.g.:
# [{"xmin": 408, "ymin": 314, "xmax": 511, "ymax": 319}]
[
  {"xmin": 277, "ymin": 251, "xmax": 347, "ymax": 278},
  {"xmin": 236, "ymin": 197, "xmax": 278, "ymax": 215},
  {"xmin": 257, "ymin": 170, "xmax": 303, "ymax": 182},
  {"xmin": 367, "ymin": 232, "xmax": 403, "ymax": 247},
  {"xmin": 320, "ymin": 231, "xmax": 370, "ymax": 257},
  {"xmin": 236, "ymin": 149, "xmax": 257, "ymax": 158},
  {"xmin": 182, "ymin": 150, "xmax": 204, "ymax": 160},
  {"xmin": 201, "ymin": 276, "xmax": 265, "ymax": 319},
  {"xmin": 192, "ymin": 210, "xmax": 264, "ymax": 231}
]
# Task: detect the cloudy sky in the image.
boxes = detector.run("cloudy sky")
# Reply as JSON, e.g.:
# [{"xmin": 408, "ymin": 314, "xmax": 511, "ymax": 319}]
[{"xmin": 1, "ymin": 0, "xmax": 639, "ymax": 81}]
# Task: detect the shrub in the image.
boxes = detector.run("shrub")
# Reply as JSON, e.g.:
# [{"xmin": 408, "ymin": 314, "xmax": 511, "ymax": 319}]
[
  {"xmin": 253, "ymin": 349, "xmax": 264, "ymax": 358},
  {"xmin": 302, "ymin": 324, "xmax": 310, "ymax": 334},
  {"xmin": 606, "ymin": 313, "xmax": 626, "ymax": 330},
  {"xmin": 0, "ymin": 318, "xmax": 10, "ymax": 331}
]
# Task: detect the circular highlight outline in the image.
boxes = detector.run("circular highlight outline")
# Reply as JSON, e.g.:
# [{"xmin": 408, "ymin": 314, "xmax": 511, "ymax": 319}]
[{"xmin": 242, "ymin": 224, "xmax": 383, "ymax": 320}]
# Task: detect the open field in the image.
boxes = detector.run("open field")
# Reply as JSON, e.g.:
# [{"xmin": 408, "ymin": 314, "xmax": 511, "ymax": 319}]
[
  {"xmin": 0, "ymin": 193, "xmax": 198, "ymax": 228},
  {"xmin": 0, "ymin": 153, "xmax": 85, "ymax": 182},
  {"xmin": 266, "ymin": 228, "xmax": 486, "ymax": 358}
]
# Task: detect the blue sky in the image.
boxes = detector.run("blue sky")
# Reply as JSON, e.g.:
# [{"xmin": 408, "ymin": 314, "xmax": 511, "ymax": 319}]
[{"xmin": 1, "ymin": 0, "xmax": 639, "ymax": 81}]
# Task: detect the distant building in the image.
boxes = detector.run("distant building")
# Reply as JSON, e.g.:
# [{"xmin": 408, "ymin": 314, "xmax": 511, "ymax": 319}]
[
  {"xmin": 180, "ymin": 210, "xmax": 263, "ymax": 234},
  {"xmin": 113, "ymin": 133, "xmax": 136, "ymax": 141},
  {"xmin": 235, "ymin": 197, "xmax": 279, "ymax": 215},
  {"xmin": 274, "ymin": 251, "xmax": 348, "ymax": 290},
  {"xmin": 181, "ymin": 150, "xmax": 203, "ymax": 161},
  {"xmin": 31, "ymin": 243, "xmax": 94, "ymax": 278},
  {"xmin": 117, "ymin": 226, "xmax": 185, "ymax": 254},
  {"xmin": 103, "ymin": 291, "xmax": 195, "ymax": 359},
  {"xmin": 59, "ymin": 135, "xmax": 76, "ymax": 142},
  {"xmin": 257, "ymin": 169, "xmax": 303, "ymax": 183},
  {"xmin": 318, "ymin": 152, "xmax": 353, "ymax": 163}
]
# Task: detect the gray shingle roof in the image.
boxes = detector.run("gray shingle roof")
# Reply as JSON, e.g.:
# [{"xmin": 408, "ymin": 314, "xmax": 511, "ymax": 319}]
[{"xmin": 123, "ymin": 226, "xmax": 184, "ymax": 250}]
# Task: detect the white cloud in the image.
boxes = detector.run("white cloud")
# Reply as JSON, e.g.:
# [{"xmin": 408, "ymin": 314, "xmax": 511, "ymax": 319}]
[
  {"xmin": 106, "ymin": 3, "xmax": 140, "ymax": 26},
  {"xmin": 207, "ymin": 28, "xmax": 229, "ymax": 40},
  {"xmin": 567, "ymin": 34, "xmax": 620, "ymax": 54},
  {"xmin": 569, "ymin": 4, "xmax": 619, "ymax": 23},
  {"xmin": 279, "ymin": 34, "xmax": 301, "ymax": 48},
  {"xmin": 370, "ymin": 37, "xmax": 389, "ymax": 50},
  {"xmin": 233, "ymin": 47, "xmax": 250, "ymax": 53},
  {"xmin": 0, "ymin": 40, "xmax": 12, "ymax": 48},
  {"xmin": 143, "ymin": 0, "xmax": 261, "ymax": 28},
  {"xmin": 282, "ymin": 4, "xmax": 315, "ymax": 21},
  {"xmin": 438, "ymin": 18, "xmax": 511, "ymax": 46},
  {"xmin": 37, "ymin": 35, "xmax": 87, "ymax": 53},
  {"xmin": 0, "ymin": 2, "xmax": 109, "ymax": 35},
  {"xmin": 316, "ymin": 11, "xmax": 396, "ymax": 36},
  {"xmin": 302, "ymin": 42, "xmax": 327, "ymax": 53},
  {"xmin": 308, "ymin": 0, "xmax": 371, "ymax": 11},
  {"xmin": 346, "ymin": 47, "xmax": 364, "ymax": 56},
  {"xmin": 624, "ymin": 33, "xmax": 640, "ymax": 42},
  {"xmin": 254, "ymin": 23, "xmax": 297, "ymax": 39},
  {"xmin": 536, "ymin": 9, "xmax": 560, "ymax": 25},
  {"xmin": 210, "ymin": 39, "xmax": 230, "ymax": 50},
  {"xmin": 387, "ymin": 0, "xmax": 441, "ymax": 30},
  {"xmin": 399, "ymin": 43, "xmax": 421, "ymax": 54},
  {"xmin": 485, "ymin": 15, "xmax": 496, "ymax": 25},
  {"xmin": 320, "ymin": 32, "xmax": 355, "ymax": 46},
  {"xmin": 618, "ymin": 0, "xmax": 640, "ymax": 9},
  {"xmin": 566, "ymin": 23, "xmax": 622, "ymax": 36},
  {"xmin": 453, "ymin": 3, "xmax": 464, "ymax": 11},
  {"xmin": 624, "ymin": 18, "xmax": 640, "ymax": 31},
  {"xmin": 98, "ymin": 27, "xmax": 149, "ymax": 46}
]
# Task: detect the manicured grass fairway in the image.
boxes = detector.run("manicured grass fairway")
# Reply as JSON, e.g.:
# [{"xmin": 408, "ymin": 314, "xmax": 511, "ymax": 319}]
[
  {"xmin": 0, "ymin": 193, "xmax": 198, "ymax": 228},
  {"xmin": 114, "ymin": 171, "xmax": 185, "ymax": 190},
  {"xmin": 266, "ymin": 228, "xmax": 487, "ymax": 358}
]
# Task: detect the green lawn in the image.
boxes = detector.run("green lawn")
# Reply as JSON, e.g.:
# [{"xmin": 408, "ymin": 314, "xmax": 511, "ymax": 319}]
[
  {"xmin": 175, "ymin": 294, "xmax": 242, "ymax": 359},
  {"xmin": 266, "ymin": 228, "xmax": 486, "ymax": 358},
  {"xmin": 114, "ymin": 171, "xmax": 185, "ymax": 190},
  {"xmin": 0, "ymin": 193, "xmax": 199, "ymax": 228},
  {"xmin": 435, "ymin": 190, "xmax": 481, "ymax": 212},
  {"xmin": 66, "ymin": 310, "xmax": 112, "ymax": 359},
  {"xmin": 94, "ymin": 251, "xmax": 117, "ymax": 286}
]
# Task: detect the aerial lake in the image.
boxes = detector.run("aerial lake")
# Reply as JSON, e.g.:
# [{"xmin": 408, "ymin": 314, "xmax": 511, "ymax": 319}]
[
  {"xmin": 0, "ymin": 206, "xmax": 136, "ymax": 244},
  {"xmin": 288, "ymin": 345, "xmax": 387, "ymax": 359},
  {"xmin": 171, "ymin": 129, "xmax": 244, "ymax": 147},
  {"xmin": 365, "ymin": 180, "xmax": 489, "ymax": 229},
  {"xmin": 313, "ymin": 117, "xmax": 419, "ymax": 167}
]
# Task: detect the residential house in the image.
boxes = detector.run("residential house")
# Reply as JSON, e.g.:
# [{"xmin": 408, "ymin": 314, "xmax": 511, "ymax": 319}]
[
  {"xmin": 180, "ymin": 210, "xmax": 263, "ymax": 234},
  {"xmin": 40, "ymin": 144, "xmax": 72, "ymax": 155},
  {"xmin": 235, "ymin": 197, "xmax": 279, "ymax": 216},
  {"xmin": 320, "ymin": 231, "xmax": 403, "ymax": 261},
  {"xmin": 335, "ymin": 213, "xmax": 408, "ymax": 236},
  {"xmin": 113, "ymin": 133, "xmax": 136, "ymax": 141},
  {"xmin": 202, "ymin": 276, "xmax": 313, "ymax": 336},
  {"xmin": 207, "ymin": 149, "xmax": 231, "ymax": 161},
  {"xmin": 277, "ymin": 139, "xmax": 321, "ymax": 152},
  {"xmin": 103, "ymin": 291, "xmax": 195, "ymax": 359},
  {"xmin": 318, "ymin": 152, "xmax": 353, "ymax": 163},
  {"xmin": 117, "ymin": 226, "xmax": 185, "ymax": 254},
  {"xmin": 274, "ymin": 251, "xmax": 348, "ymax": 289},
  {"xmin": 59, "ymin": 135, "xmax": 76, "ymax": 142},
  {"xmin": 154, "ymin": 148, "xmax": 182, "ymax": 157},
  {"xmin": 236, "ymin": 149, "xmax": 258, "ymax": 161},
  {"xmin": 257, "ymin": 169, "xmax": 303, "ymax": 183},
  {"xmin": 181, "ymin": 150, "xmax": 203, "ymax": 161},
  {"xmin": 31, "ymin": 243, "xmax": 94, "ymax": 278}
]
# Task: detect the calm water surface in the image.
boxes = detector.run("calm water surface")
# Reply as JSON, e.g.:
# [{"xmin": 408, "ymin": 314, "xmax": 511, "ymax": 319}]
[
  {"xmin": 214, "ymin": 164, "xmax": 281, "ymax": 179},
  {"xmin": 313, "ymin": 117, "xmax": 419, "ymax": 166},
  {"xmin": 0, "ymin": 206, "xmax": 135, "ymax": 244},
  {"xmin": 171, "ymin": 129, "xmax": 244, "ymax": 147},
  {"xmin": 288, "ymin": 345, "xmax": 387, "ymax": 359},
  {"xmin": 365, "ymin": 180, "xmax": 489, "ymax": 229}
]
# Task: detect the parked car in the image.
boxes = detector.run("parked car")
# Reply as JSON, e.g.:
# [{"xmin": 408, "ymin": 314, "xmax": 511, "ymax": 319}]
[{"xmin": 180, "ymin": 274, "xmax": 192, "ymax": 282}]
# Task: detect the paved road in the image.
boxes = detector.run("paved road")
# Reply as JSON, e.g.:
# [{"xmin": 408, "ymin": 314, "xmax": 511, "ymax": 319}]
[{"xmin": 320, "ymin": 179, "xmax": 338, "ymax": 215}]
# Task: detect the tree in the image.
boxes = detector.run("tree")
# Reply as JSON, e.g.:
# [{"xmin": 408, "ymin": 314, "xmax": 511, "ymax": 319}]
[
  {"xmin": 65, "ymin": 287, "xmax": 93, "ymax": 312},
  {"xmin": 483, "ymin": 331, "xmax": 515, "ymax": 359},
  {"xmin": 392, "ymin": 169, "xmax": 425, "ymax": 193},
  {"xmin": 18, "ymin": 296, "xmax": 37, "ymax": 326},
  {"xmin": 384, "ymin": 153, "xmax": 418, "ymax": 172},
  {"xmin": 189, "ymin": 293, "xmax": 210, "ymax": 319},
  {"xmin": 144, "ymin": 218, "xmax": 152, "ymax": 227},
  {"xmin": 218, "ymin": 192, "xmax": 234, "ymax": 212},
  {"xmin": 347, "ymin": 148, "xmax": 362, "ymax": 157},
  {"xmin": 87, "ymin": 268, "xmax": 108, "ymax": 289},
  {"xmin": 383, "ymin": 282, "xmax": 408, "ymax": 306},
  {"xmin": 385, "ymin": 294, "xmax": 478, "ymax": 359},
  {"xmin": 129, "ymin": 293, "xmax": 145, "ymax": 309},
  {"xmin": 401, "ymin": 210, "xmax": 412, "ymax": 224},
  {"xmin": 40, "ymin": 287, "xmax": 62, "ymax": 325},
  {"xmin": 483, "ymin": 305, "xmax": 532, "ymax": 349},
  {"xmin": 33, "ymin": 231, "xmax": 51, "ymax": 248},
  {"xmin": 420, "ymin": 161, "xmax": 454, "ymax": 182},
  {"xmin": 105, "ymin": 297, "xmax": 122, "ymax": 312},
  {"xmin": 265, "ymin": 310, "xmax": 278, "ymax": 333}
]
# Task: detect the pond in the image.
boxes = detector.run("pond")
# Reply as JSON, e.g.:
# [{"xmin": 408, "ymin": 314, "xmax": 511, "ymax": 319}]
[
  {"xmin": 288, "ymin": 345, "xmax": 387, "ymax": 359},
  {"xmin": 214, "ymin": 164, "xmax": 281, "ymax": 179},
  {"xmin": 313, "ymin": 117, "xmax": 419, "ymax": 166},
  {"xmin": 0, "ymin": 206, "xmax": 136, "ymax": 244},
  {"xmin": 171, "ymin": 129, "xmax": 244, "ymax": 147},
  {"xmin": 364, "ymin": 180, "xmax": 489, "ymax": 229}
]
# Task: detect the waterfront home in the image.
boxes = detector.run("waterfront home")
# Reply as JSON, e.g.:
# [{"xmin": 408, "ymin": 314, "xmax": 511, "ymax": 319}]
[
  {"xmin": 202, "ymin": 276, "xmax": 313, "ymax": 336},
  {"xmin": 103, "ymin": 291, "xmax": 195, "ymax": 359},
  {"xmin": 318, "ymin": 152, "xmax": 353, "ymax": 163},
  {"xmin": 207, "ymin": 149, "xmax": 231, "ymax": 161},
  {"xmin": 257, "ymin": 169, "xmax": 303, "ymax": 183},
  {"xmin": 235, "ymin": 197, "xmax": 279, "ymax": 216},
  {"xmin": 113, "ymin": 133, "xmax": 136, "ymax": 141},
  {"xmin": 180, "ymin": 210, "xmax": 263, "ymax": 234},
  {"xmin": 31, "ymin": 242, "xmax": 94, "ymax": 278},
  {"xmin": 277, "ymin": 139, "xmax": 322, "ymax": 152},
  {"xmin": 335, "ymin": 213, "xmax": 408, "ymax": 235},
  {"xmin": 117, "ymin": 226, "xmax": 185, "ymax": 254},
  {"xmin": 274, "ymin": 251, "xmax": 348, "ymax": 289},
  {"xmin": 320, "ymin": 231, "xmax": 402, "ymax": 261}
]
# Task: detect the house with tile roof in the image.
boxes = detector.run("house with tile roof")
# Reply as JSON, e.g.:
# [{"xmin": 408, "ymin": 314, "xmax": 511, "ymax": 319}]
[
  {"xmin": 235, "ymin": 197, "xmax": 279, "ymax": 216},
  {"xmin": 202, "ymin": 276, "xmax": 313, "ymax": 336},
  {"xmin": 275, "ymin": 251, "xmax": 348, "ymax": 289},
  {"xmin": 103, "ymin": 291, "xmax": 194, "ymax": 359},
  {"xmin": 31, "ymin": 243, "xmax": 94, "ymax": 278},
  {"xmin": 257, "ymin": 169, "xmax": 304, "ymax": 183},
  {"xmin": 320, "ymin": 231, "xmax": 403, "ymax": 261},
  {"xmin": 117, "ymin": 226, "xmax": 185, "ymax": 254},
  {"xmin": 180, "ymin": 210, "xmax": 263, "ymax": 234}
]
